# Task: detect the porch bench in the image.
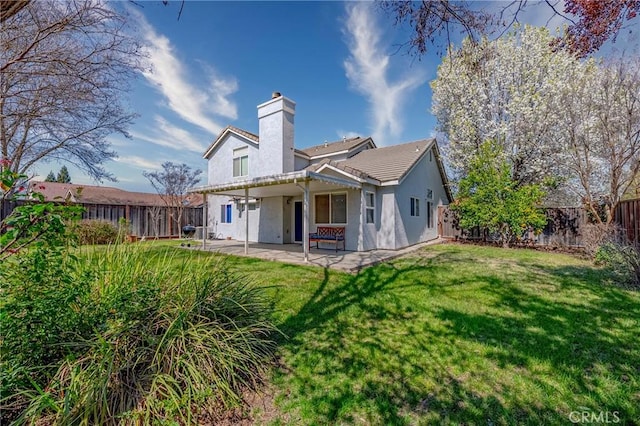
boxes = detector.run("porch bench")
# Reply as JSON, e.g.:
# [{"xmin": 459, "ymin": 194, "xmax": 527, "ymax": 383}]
[{"xmin": 309, "ymin": 226, "xmax": 345, "ymax": 252}]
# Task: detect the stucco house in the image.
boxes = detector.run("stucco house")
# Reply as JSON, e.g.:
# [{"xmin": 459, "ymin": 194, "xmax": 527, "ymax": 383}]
[{"xmin": 189, "ymin": 92, "xmax": 452, "ymax": 260}]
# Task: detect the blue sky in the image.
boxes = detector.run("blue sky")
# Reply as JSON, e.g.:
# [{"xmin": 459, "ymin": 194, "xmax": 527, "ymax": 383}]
[{"xmin": 36, "ymin": 1, "xmax": 638, "ymax": 193}]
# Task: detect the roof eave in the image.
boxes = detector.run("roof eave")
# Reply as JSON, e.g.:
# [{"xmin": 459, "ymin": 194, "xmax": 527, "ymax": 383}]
[
  {"xmin": 203, "ymin": 127, "xmax": 258, "ymax": 159},
  {"xmin": 188, "ymin": 170, "xmax": 362, "ymax": 195},
  {"xmin": 394, "ymin": 139, "xmax": 435, "ymax": 185}
]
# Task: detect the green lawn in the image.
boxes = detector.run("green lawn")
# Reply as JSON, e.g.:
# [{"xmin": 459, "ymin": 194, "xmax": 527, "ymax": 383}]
[{"xmin": 144, "ymin": 242, "xmax": 640, "ymax": 425}]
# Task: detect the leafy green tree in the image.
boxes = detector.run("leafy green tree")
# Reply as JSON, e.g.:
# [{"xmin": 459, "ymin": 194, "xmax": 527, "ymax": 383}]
[
  {"xmin": 44, "ymin": 171, "xmax": 56, "ymax": 182},
  {"xmin": 56, "ymin": 165, "xmax": 71, "ymax": 183},
  {"xmin": 452, "ymin": 140, "xmax": 547, "ymax": 247}
]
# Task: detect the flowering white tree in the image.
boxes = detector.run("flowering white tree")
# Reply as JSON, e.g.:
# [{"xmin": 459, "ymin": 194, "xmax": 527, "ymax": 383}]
[
  {"xmin": 433, "ymin": 25, "xmax": 640, "ymax": 223},
  {"xmin": 432, "ymin": 26, "xmax": 576, "ymax": 186},
  {"xmin": 557, "ymin": 56, "xmax": 640, "ymax": 223}
]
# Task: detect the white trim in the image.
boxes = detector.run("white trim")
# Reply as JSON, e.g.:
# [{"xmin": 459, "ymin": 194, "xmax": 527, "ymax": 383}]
[
  {"xmin": 426, "ymin": 200, "xmax": 434, "ymax": 229},
  {"xmin": 303, "ymin": 138, "xmax": 376, "ymax": 160},
  {"xmin": 315, "ymin": 163, "xmax": 381, "ymax": 186},
  {"xmin": 410, "ymin": 197, "xmax": 420, "ymax": 217},
  {"xmin": 232, "ymin": 147, "xmax": 249, "ymax": 178},
  {"xmin": 316, "ymin": 164, "xmax": 364, "ymax": 182},
  {"xmin": 203, "ymin": 129, "xmax": 258, "ymax": 159},
  {"xmin": 256, "ymin": 95, "xmax": 296, "ymax": 115},
  {"xmin": 396, "ymin": 140, "xmax": 435, "ymax": 185},
  {"xmin": 237, "ymin": 198, "xmax": 260, "ymax": 204},
  {"xmin": 188, "ymin": 170, "xmax": 361, "ymax": 195},
  {"xmin": 307, "ymin": 149, "xmax": 350, "ymax": 160},
  {"xmin": 365, "ymin": 191, "xmax": 375, "ymax": 224}
]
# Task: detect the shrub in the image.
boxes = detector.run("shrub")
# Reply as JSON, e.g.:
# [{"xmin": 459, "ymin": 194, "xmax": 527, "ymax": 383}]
[
  {"xmin": 3, "ymin": 245, "xmax": 278, "ymax": 425},
  {"xmin": 595, "ymin": 241, "xmax": 640, "ymax": 288},
  {"xmin": 73, "ymin": 220, "xmax": 120, "ymax": 245},
  {"xmin": 452, "ymin": 140, "xmax": 547, "ymax": 247},
  {"xmin": 0, "ymin": 247, "xmax": 96, "ymax": 404},
  {"xmin": 582, "ymin": 223, "xmax": 620, "ymax": 258}
]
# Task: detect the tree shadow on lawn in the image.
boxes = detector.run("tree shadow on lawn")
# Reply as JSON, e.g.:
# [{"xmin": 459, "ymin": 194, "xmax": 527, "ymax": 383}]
[
  {"xmin": 270, "ymin": 251, "xmax": 640, "ymax": 425},
  {"xmin": 436, "ymin": 271, "xmax": 639, "ymax": 424}
]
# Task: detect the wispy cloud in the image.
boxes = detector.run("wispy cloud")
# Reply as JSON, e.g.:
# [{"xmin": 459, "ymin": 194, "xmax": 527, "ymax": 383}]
[
  {"xmin": 343, "ymin": 3, "xmax": 426, "ymax": 145},
  {"xmin": 129, "ymin": 116, "xmax": 207, "ymax": 154},
  {"xmin": 137, "ymin": 13, "xmax": 238, "ymax": 135},
  {"xmin": 336, "ymin": 130, "xmax": 361, "ymax": 139},
  {"xmin": 115, "ymin": 155, "xmax": 164, "ymax": 170}
]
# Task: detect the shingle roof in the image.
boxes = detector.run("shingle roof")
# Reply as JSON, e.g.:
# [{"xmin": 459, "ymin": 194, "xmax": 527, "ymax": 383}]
[
  {"xmin": 203, "ymin": 125, "xmax": 259, "ymax": 159},
  {"xmin": 340, "ymin": 139, "xmax": 435, "ymax": 183},
  {"xmin": 305, "ymin": 158, "xmax": 373, "ymax": 181},
  {"xmin": 298, "ymin": 136, "xmax": 373, "ymax": 158},
  {"xmin": 28, "ymin": 181, "xmax": 203, "ymax": 207},
  {"xmin": 226, "ymin": 125, "xmax": 258, "ymax": 142}
]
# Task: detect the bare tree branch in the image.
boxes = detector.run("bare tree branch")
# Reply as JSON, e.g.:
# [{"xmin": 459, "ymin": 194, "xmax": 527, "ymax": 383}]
[
  {"xmin": 1, "ymin": 0, "xmax": 144, "ymax": 181},
  {"xmin": 143, "ymin": 162, "xmax": 202, "ymax": 239}
]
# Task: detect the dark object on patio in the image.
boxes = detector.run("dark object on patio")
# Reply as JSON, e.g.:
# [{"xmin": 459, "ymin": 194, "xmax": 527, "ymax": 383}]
[
  {"xmin": 182, "ymin": 224, "xmax": 196, "ymax": 238},
  {"xmin": 309, "ymin": 226, "xmax": 345, "ymax": 251}
]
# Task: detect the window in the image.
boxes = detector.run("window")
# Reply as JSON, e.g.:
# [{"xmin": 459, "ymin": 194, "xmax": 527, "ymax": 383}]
[
  {"xmin": 426, "ymin": 188, "xmax": 433, "ymax": 200},
  {"xmin": 315, "ymin": 192, "xmax": 347, "ymax": 224},
  {"xmin": 427, "ymin": 201, "xmax": 434, "ymax": 228},
  {"xmin": 365, "ymin": 192, "xmax": 375, "ymax": 224},
  {"xmin": 239, "ymin": 200, "xmax": 260, "ymax": 212},
  {"xmin": 233, "ymin": 147, "xmax": 248, "ymax": 177},
  {"xmin": 220, "ymin": 204, "xmax": 232, "ymax": 223},
  {"xmin": 315, "ymin": 194, "xmax": 330, "ymax": 223},
  {"xmin": 410, "ymin": 197, "xmax": 420, "ymax": 217}
]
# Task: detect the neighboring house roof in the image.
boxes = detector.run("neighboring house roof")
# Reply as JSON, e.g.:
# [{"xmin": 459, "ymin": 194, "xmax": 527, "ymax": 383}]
[
  {"xmin": 28, "ymin": 181, "xmax": 203, "ymax": 207},
  {"xmin": 340, "ymin": 139, "xmax": 433, "ymax": 183},
  {"xmin": 298, "ymin": 136, "xmax": 375, "ymax": 158},
  {"xmin": 203, "ymin": 125, "xmax": 259, "ymax": 159}
]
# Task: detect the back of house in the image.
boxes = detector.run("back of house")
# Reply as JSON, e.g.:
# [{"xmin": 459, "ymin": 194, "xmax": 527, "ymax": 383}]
[{"xmin": 190, "ymin": 92, "xmax": 451, "ymax": 251}]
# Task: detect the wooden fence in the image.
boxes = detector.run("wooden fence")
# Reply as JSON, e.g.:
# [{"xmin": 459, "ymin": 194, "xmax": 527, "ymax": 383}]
[
  {"xmin": 614, "ymin": 199, "xmax": 640, "ymax": 247},
  {"xmin": 438, "ymin": 205, "xmax": 603, "ymax": 247},
  {"xmin": 1, "ymin": 200, "xmax": 203, "ymax": 238}
]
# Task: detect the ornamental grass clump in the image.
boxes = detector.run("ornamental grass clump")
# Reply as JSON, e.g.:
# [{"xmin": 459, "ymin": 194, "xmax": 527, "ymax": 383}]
[{"xmin": 3, "ymin": 244, "xmax": 278, "ymax": 425}]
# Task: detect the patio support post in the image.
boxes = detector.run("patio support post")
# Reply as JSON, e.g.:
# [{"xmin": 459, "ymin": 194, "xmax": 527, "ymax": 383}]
[
  {"xmin": 202, "ymin": 193, "xmax": 207, "ymax": 249},
  {"xmin": 244, "ymin": 187, "xmax": 249, "ymax": 255},
  {"xmin": 303, "ymin": 180, "xmax": 309, "ymax": 262}
]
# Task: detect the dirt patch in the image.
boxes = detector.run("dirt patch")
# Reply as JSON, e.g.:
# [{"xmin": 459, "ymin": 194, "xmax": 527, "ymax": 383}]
[{"xmin": 197, "ymin": 381, "xmax": 286, "ymax": 425}]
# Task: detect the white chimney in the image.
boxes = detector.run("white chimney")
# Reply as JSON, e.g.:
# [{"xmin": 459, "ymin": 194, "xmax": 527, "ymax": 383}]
[{"xmin": 257, "ymin": 92, "xmax": 295, "ymax": 175}]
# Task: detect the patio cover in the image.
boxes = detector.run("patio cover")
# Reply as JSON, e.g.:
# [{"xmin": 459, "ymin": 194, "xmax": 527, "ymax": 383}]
[{"xmin": 187, "ymin": 170, "xmax": 362, "ymax": 261}]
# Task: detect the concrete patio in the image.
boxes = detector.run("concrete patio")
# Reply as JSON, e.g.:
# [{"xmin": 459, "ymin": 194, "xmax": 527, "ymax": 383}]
[{"xmin": 188, "ymin": 238, "xmax": 445, "ymax": 272}]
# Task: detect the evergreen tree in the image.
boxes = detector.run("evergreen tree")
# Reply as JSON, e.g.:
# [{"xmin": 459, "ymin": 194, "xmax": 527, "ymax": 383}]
[
  {"xmin": 56, "ymin": 166, "xmax": 71, "ymax": 183},
  {"xmin": 45, "ymin": 171, "xmax": 56, "ymax": 182},
  {"xmin": 452, "ymin": 140, "xmax": 547, "ymax": 247}
]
